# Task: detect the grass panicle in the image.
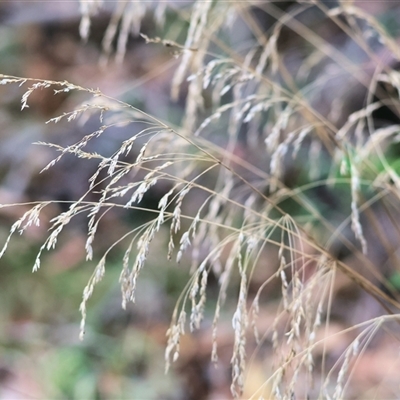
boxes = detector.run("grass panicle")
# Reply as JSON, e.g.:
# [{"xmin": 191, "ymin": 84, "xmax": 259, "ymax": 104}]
[{"xmin": 2, "ymin": 0, "xmax": 400, "ymax": 398}]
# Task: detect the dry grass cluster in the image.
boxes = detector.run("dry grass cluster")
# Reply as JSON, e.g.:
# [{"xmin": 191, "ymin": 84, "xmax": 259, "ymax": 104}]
[{"xmin": 2, "ymin": 0, "xmax": 400, "ymax": 398}]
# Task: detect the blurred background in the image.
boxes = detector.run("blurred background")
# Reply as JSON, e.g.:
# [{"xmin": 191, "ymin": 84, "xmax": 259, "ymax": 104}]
[{"xmin": 1, "ymin": 1, "xmax": 400, "ymax": 399}]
